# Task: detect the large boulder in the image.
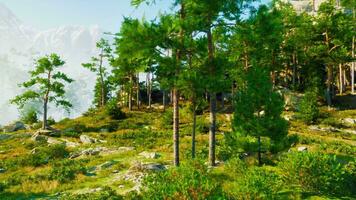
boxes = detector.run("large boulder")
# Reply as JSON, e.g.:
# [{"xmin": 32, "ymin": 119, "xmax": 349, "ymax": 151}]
[
  {"xmin": 343, "ymin": 118, "xmax": 356, "ymax": 125},
  {"xmin": 3, "ymin": 121, "xmax": 25, "ymax": 133},
  {"xmin": 31, "ymin": 133, "xmax": 48, "ymax": 142},
  {"xmin": 80, "ymin": 135, "xmax": 96, "ymax": 144},
  {"xmin": 36, "ymin": 129, "xmax": 60, "ymax": 137},
  {"xmin": 297, "ymin": 146, "xmax": 308, "ymax": 152}
]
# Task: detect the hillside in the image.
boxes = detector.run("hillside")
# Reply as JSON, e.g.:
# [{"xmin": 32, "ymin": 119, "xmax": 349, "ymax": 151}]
[{"xmin": 0, "ymin": 101, "xmax": 355, "ymax": 199}]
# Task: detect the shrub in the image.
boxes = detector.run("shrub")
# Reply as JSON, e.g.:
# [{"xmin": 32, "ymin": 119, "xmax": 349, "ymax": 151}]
[
  {"xmin": 49, "ymin": 160, "xmax": 86, "ymax": 183},
  {"xmin": 47, "ymin": 117, "xmax": 56, "ymax": 126},
  {"xmin": 105, "ymin": 99, "xmax": 125, "ymax": 120},
  {"xmin": 25, "ymin": 144, "xmax": 68, "ymax": 167},
  {"xmin": 62, "ymin": 186, "xmax": 123, "ymax": 200},
  {"xmin": 278, "ymin": 152, "xmax": 353, "ymax": 196},
  {"xmin": 0, "ymin": 182, "xmax": 5, "ymax": 192},
  {"xmin": 141, "ymin": 161, "xmax": 226, "ymax": 200},
  {"xmin": 20, "ymin": 108, "xmax": 38, "ymax": 124},
  {"xmin": 297, "ymin": 90, "xmax": 319, "ymax": 124},
  {"xmin": 62, "ymin": 131, "xmax": 81, "ymax": 138},
  {"xmin": 228, "ymin": 166, "xmax": 283, "ymax": 199}
]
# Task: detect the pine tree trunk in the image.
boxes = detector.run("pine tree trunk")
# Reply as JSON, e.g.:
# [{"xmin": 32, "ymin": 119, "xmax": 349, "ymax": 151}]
[
  {"xmin": 207, "ymin": 28, "xmax": 216, "ymax": 166},
  {"xmin": 352, "ymin": 17, "xmax": 355, "ymax": 94},
  {"xmin": 129, "ymin": 76, "xmax": 133, "ymax": 111},
  {"xmin": 163, "ymin": 90, "xmax": 166, "ymax": 112},
  {"xmin": 326, "ymin": 65, "xmax": 333, "ymax": 106},
  {"xmin": 192, "ymin": 99, "xmax": 197, "ymax": 159},
  {"xmin": 43, "ymin": 98, "xmax": 48, "ymax": 130},
  {"xmin": 136, "ymin": 74, "xmax": 140, "ymax": 110},
  {"xmin": 258, "ymin": 135, "xmax": 262, "ymax": 166},
  {"xmin": 292, "ymin": 52, "xmax": 297, "ymax": 90},
  {"xmin": 173, "ymin": 87, "xmax": 179, "ymax": 166},
  {"xmin": 339, "ymin": 64, "xmax": 343, "ymax": 95},
  {"xmin": 99, "ymin": 52, "xmax": 105, "ymax": 107},
  {"xmin": 221, "ymin": 93, "xmax": 225, "ymax": 110}
]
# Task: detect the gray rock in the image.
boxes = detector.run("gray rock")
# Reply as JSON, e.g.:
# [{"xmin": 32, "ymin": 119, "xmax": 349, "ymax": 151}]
[
  {"xmin": 118, "ymin": 147, "xmax": 135, "ymax": 151},
  {"xmin": 97, "ymin": 160, "xmax": 117, "ymax": 171},
  {"xmin": 64, "ymin": 140, "xmax": 80, "ymax": 148},
  {"xmin": 343, "ymin": 118, "xmax": 356, "ymax": 125},
  {"xmin": 3, "ymin": 121, "xmax": 25, "ymax": 133},
  {"xmin": 142, "ymin": 163, "xmax": 166, "ymax": 171},
  {"xmin": 47, "ymin": 137, "xmax": 64, "ymax": 145},
  {"xmin": 80, "ymin": 135, "xmax": 96, "ymax": 144},
  {"xmin": 31, "ymin": 133, "xmax": 48, "ymax": 142},
  {"xmin": 139, "ymin": 151, "xmax": 160, "ymax": 159},
  {"xmin": 36, "ymin": 129, "xmax": 60, "ymax": 137},
  {"xmin": 0, "ymin": 168, "xmax": 6, "ymax": 173},
  {"xmin": 298, "ymin": 146, "xmax": 308, "ymax": 152}
]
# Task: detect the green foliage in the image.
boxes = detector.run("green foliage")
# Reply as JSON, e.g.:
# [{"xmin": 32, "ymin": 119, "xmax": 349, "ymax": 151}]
[
  {"xmin": 20, "ymin": 107, "xmax": 38, "ymax": 124},
  {"xmin": 47, "ymin": 117, "xmax": 56, "ymax": 126},
  {"xmin": 228, "ymin": 167, "xmax": 283, "ymax": 199},
  {"xmin": 297, "ymin": 90, "xmax": 319, "ymax": 124},
  {"xmin": 278, "ymin": 152, "xmax": 355, "ymax": 195},
  {"xmin": 161, "ymin": 108, "xmax": 173, "ymax": 127},
  {"xmin": 105, "ymin": 99, "xmax": 125, "ymax": 120},
  {"xmin": 48, "ymin": 160, "xmax": 87, "ymax": 183},
  {"xmin": 233, "ymin": 67, "xmax": 288, "ymax": 141},
  {"xmin": 141, "ymin": 161, "xmax": 226, "ymax": 200},
  {"xmin": 62, "ymin": 187, "xmax": 124, "ymax": 200}
]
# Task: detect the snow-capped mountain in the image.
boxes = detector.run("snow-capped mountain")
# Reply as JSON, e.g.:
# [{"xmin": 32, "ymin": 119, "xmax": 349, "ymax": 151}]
[{"xmin": 0, "ymin": 3, "xmax": 102, "ymax": 125}]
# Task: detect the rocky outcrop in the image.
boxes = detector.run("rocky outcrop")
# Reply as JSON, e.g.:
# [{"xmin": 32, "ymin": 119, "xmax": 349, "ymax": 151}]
[
  {"xmin": 2, "ymin": 121, "xmax": 25, "ymax": 133},
  {"xmin": 139, "ymin": 151, "xmax": 160, "ymax": 159}
]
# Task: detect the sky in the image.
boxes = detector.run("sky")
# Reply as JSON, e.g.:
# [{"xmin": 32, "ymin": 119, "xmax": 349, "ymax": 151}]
[{"xmin": 0, "ymin": 0, "xmax": 172, "ymax": 32}]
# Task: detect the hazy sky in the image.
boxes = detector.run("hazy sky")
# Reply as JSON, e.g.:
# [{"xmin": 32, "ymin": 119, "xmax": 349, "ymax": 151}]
[{"xmin": 0, "ymin": 0, "xmax": 172, "ymax": 32}]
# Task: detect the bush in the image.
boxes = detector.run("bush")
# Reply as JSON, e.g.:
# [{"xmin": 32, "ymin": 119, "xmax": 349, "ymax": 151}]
[
  {"xmin": 0, "ymin": 182, "xmax": 5, "ymax": 192},
  {"xmin": 20, "ymin": 108, "xmax": 38, "ymax": 124},
  {"xmin": 62, "ymin": 131, "xmax": 81, "ymax": 138},
  {"xmin": 278, "ymin": 152, "xmax": 354, "ymax": 196},
  {"xmin": 49, "ymin": 160, "xmax": 87, "ymax": 183},
  {"xmin": 62, "ymin": 186, "xmax": 123, "ymax": 200},
  {"xmin": 47, "ymin": 117, "xmax": 56, "ymax": 126},
  {"xmin": 297, "ymin": 90, "xmax": 319, "ymax": 124},
  {"xmin": 105, "ymin": 99, "xmax": 125, "ymax": 120},
  {"xmin": 228, "ymin": 166, "xmax": 283, "ymax": 199},
  {"xmin": 141, "ymin": 161, "xmax": 226, "ymax": 200}
]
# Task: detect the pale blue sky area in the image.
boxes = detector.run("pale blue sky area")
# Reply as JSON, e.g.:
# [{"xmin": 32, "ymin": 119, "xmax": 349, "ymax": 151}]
[
  {"xmin": 0, "ymin": 0, "xmax": 270, "ymax": 32},
  {"xmin": 0, "ymin": 0, "xmax": 172, "ymax": 32}
]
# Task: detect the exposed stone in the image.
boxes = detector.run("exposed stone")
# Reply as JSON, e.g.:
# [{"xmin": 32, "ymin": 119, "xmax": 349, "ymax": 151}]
[
  {"xmin": 47, "ymin": 137, "xmax": 64, "ymax": 145},
  {"xmin": 97, "ymin": 160, "xmax": 117, "ymax": 170},
  {"xmin": 298, "ymin": 146, "xmax": 308, "ymax": 152},
  {"xmin": 3, "ymin": 121, "xmax": 25, "ymax": 133},
  {"xmin": 31, "ymin": 133, "xmax": 48, "ymax": 142},
  {"xmin": 142, "ymin": 163, "xmax": 166, "ymax": 171},
  {"xmin": 70, "ymin": 147, "xmax": 111, "ymax": 159},
  {"xmin": 118, "ymin": 147, "xmax": 135, "ymax": 152},
  {"xmin": 80, "ymin": 135, "xmax": 96, "ymax": 144},
  {"xmin": 309, "ymin": 125, "xmax": 339, "ymax": 132},
  {"xmin": 139, "ymin": 151, "xmax": 160, "ymax": 159},
  {"xmin": 36, "ymin": 129, "xmax": 60, "ymax": 137},
  {"xmin": 343, "ymin": 118, "xmax": 356, "ymax": 125}
]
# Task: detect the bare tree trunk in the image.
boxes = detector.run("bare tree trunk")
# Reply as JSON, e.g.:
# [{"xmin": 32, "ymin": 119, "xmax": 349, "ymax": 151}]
[
  {"xmin": 207, "ymin": 28, "xmax": 216, "ymax": 166},
  {"xmin": 43, "ymin": 98, "xmax": 48, "ymax": 130},
  {"xmin": 352, "ymin": 14, "xmax": 355, "ymax": 94},
  {"xmin": 326, "ymin": 65, "xmax": 333, "ymax": 106},
  {"xmin": 339, "ymin": 64, "xmax": 343, "ymax": 95},
  {"xmin": 192, "ymin": 99, "xmax": 196, "ymax": 159},
  {"xmin": 292, "ymin": 52, "xmax": 297, "ymax": 90},
  {"xmin": 129, "ymin": 76, "xmax": 133, "ymax": 111},
  {"xmin": 99, "ymin": 51, "xmax": 105, "ymax": 107},
  {"xmin": 173, "ymin": 87, "xmax": 180, "ymax": 166},
  {"xmin": 258, "ymin": 135, "xmax": 262, "ymax": 166},
  {"xmin": 221, "ymin": 93, "xmax": 225, "ymax": 109},
  {"xmin": 163, "ymin": 90, "xmax": 166, "ymax": 112},
  {"xmin": 136, "ymin": 74, "xmax": 140, "ymax": 110}
]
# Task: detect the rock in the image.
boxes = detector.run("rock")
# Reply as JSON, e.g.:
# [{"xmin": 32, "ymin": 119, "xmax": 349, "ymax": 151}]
[
  {"xmin": 31, "ymin": 133, "xmax": 48, "ymax": 142},
  {"xmin": 0, "ymin": 168, "xmax": 6, "ymax": 173},
  {"xmin": 343, "ymin": 118, "xmax": 356, "ymax": 125},
  {"xmin": 298, "ymin": 146, "xmax": 308, "ymax": 152},
  {"xmin": 64, "ymin": 140, "xmax": 80, "ymax": 148},
  {"xmin": 70, "ymin": 147, "xmax": 108, "ymax": 159},
  {"xmin": 3, "ymin": 121, "xmax": 25, "ymax": 133},
  {"xmin": 118, "ymin": 147, "xmax": 135, "ymax": 151},
  {"xmin": 0, "ymin": 134, "xmax": 12, "ymax": 141},
  {"xmin": 309, "ymin": 125, "xmax": 339, "ymax": 132},
  {"xmin": 98, "ymin": 160, "xmax": 117, "ymax": 170},
  {"xmin": 142, "ymin": 163, "xmax": 166, "ymax": 171},
  {"xmin": 139, "ymin": 151, "xmax": 160, "ymax": 159},
  {"xmin": 112, "ymin": 170, "xmax": 119, "ymax": 174},
  {"xmin": 80, "ymin": 135, "xmax": 96, "ymax": 144},
  {"xmin": 36, "ymin": 129, "xmax": 60, "ymax": 137},
  {"xmin": 47, "ymin": 137, "xmax": 64, "ymax": 145}
]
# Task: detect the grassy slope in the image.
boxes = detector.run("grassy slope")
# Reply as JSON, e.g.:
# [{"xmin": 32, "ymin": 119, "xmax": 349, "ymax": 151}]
[{"xmin": 0, "ymin": 106, "xmax": 355, "ymax": 199}]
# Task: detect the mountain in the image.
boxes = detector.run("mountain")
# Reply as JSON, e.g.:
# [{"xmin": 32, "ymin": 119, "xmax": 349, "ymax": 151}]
[{"xmin": 0, "ymin": 3, "xmax": 102, "ymax": 125}]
